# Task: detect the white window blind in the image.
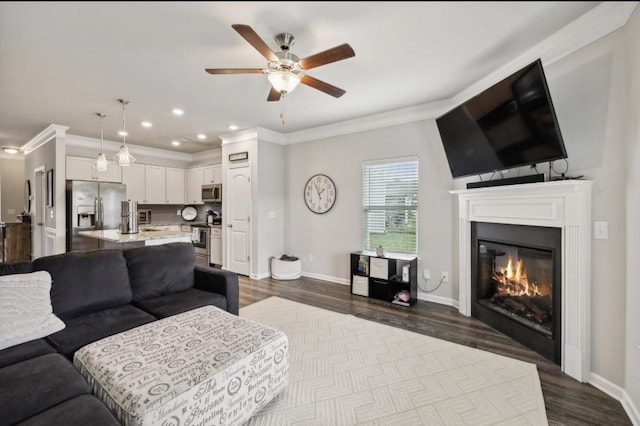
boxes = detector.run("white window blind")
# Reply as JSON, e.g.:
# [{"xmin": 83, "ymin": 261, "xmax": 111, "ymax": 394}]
[{"xmin": 362, "ymin": 156, "xmax": 418, "ymax": 255}]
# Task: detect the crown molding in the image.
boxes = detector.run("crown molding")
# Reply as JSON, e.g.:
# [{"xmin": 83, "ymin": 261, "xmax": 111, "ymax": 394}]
[
  {"xmin": 21, "ymin": 124, "xmax": 69, "ymax": 155},
  {"xmin": 219, "ymin": 127, "xmax": 285, "ymax": 145},
  {"xmin": 65, "ymin": 134, "xmax": 193, "ymax": 163},
  {"xmin": 283, "ymin": 1, "xmax": 636, "ymax": 145},
  {"xmin": 284, "ymin": 100, "xmax": 452, "ymax": 145}
]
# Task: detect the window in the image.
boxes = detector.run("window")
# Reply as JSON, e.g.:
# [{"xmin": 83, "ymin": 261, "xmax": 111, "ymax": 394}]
[{"xmin": 362, "ymin": 156, "xmax": 418, "ymax": 255}]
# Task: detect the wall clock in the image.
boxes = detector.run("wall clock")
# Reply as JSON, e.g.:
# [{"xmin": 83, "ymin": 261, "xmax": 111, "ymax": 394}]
[{"xmin": 304, "ymin": 174, "xmax": 336, "ymax": 214}]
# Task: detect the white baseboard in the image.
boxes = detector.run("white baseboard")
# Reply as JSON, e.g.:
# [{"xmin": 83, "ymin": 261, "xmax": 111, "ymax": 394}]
[
  {"xmin": 252, "ymin": 272, "xmax": 271, "ymax": 280},
  {"xmin": 417, "ymin": 292, "xmax": 459, "ymax": 309},
  {"xmin": 589, "ymin": 373, "xmax": 640, "ymax": 425},
  {"xmin": 301, "ymin": 272, "xmax": 349, "ymax": 286}
]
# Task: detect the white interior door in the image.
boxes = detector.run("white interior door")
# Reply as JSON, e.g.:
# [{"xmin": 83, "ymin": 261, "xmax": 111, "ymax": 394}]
[{"xmin": 226, "ymin": 164, "xmax": 251, "ymax": 276}]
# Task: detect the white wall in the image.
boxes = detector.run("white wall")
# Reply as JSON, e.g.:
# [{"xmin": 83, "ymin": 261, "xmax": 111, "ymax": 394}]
[
  {"xmin": 256, "ymin": 140, "xmax": 285, "ymax": 277},
  {"xmin": 285, "ymin": 121, "xmax": 456, "ymax": 299},
  {"xmin": 624, "ymin": 5, "xmax": 640, "ymax": 416},
  {"xmin": 0, "ymin": 157, "xmax": 25, "ymax": 221}
]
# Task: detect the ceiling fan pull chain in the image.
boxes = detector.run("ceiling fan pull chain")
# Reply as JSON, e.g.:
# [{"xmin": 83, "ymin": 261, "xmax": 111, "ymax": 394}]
[{"xmin": 280, "ymin": 96, "xmax": 286, "ymax": 125}]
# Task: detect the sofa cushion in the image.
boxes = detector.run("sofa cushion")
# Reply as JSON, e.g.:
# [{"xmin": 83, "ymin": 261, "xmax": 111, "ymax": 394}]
[
  {"xmin": 46, "ymin": 304, "xmax": 155, "ymax": 359},
  {"xmin": 0, "ymin": 339, "xmax": 56, "ymax": 369},
  {"xmin": 0, "ymin": 271, "xmax": 66, "ymax": 351},
  {"xmin": 0, "ymin": 261, "xmax": 33, "ymax": 276},
  {"xmin": 134, "ymin": 288, "xmax": 228, "ymax": 318},
  {"xmin": 0, "ymin": 353, "xmax": 90, "ymax": 425},
  {"xmin": 33, "ymin": 249, "xmax": 132, "ymax": 320},
  {"xmin": 16, "ymin": 394, "xmax": 121, "ymax": 426},
  {"xmin": 125, "ymin": 242, "xmax": 195, "ymax": 302}
]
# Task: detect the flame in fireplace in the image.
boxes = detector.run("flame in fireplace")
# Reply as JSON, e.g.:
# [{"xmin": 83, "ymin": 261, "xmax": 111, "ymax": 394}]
[{"xmin": 493, "ymin": 256, "xmax": 546, "ymax": 297}]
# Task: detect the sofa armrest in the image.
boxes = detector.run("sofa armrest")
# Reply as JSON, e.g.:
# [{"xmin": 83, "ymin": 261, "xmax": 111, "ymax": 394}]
[{"xmin": 194, "ymin": 266, "xmax": 239, "ymax": 315}]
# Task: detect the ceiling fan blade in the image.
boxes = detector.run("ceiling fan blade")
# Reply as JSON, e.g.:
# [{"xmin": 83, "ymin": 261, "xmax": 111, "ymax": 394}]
[
  {"xmin": 267, "ymin": 86, "xmax": 282, "ymax": 102},
  {"xmin": 300, "ymin": 75, "xmax": 346, "ymax": 98},
  {"xmin": 299, "ymin": 44, "xmax": 355, "ymax": 70},
  {"xmin": 232, "ymin": 24, "xmax": 279, "ymax": 62},
  {"xmin": 205, "ymin": 68, "xmax": 265, "ymax": 75}
]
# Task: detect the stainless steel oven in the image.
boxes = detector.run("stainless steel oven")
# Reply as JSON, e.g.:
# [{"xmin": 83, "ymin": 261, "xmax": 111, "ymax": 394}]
[{"xmin": 191, "ymin": 224, "xmax": 210, "ymax": 261}]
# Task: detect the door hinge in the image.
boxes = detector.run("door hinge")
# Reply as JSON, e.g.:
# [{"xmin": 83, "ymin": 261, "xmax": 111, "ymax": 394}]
[
  {"xmin": 247, "ymin": 255, "xmax": 250, "ymax": 261},
  {"xmin": 247, "ymin": 216, "xmax": 250, "ymax": 222}
]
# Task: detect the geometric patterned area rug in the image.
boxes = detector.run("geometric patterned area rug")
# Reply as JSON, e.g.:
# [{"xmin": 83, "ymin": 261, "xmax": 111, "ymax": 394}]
[{"xmin": 240, "ymin": 297, "xmax": 548, "ymax": 425}]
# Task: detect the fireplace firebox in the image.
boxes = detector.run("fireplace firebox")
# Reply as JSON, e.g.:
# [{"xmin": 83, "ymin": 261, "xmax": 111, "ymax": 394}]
[{"xmin": 471, "ymin": 222, "xmax": 561, "ymax": 364}]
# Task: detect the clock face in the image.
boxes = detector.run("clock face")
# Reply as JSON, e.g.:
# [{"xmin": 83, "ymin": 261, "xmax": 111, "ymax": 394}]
[{"xmin": 304, "ymin": 174, "xmax": 336, "ymax": 214}]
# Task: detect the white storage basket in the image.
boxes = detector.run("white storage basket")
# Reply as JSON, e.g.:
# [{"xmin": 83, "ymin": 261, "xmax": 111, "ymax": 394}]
[{"xmin": 271, "ymin": 257, "xmax": 302, "ymax": 280}]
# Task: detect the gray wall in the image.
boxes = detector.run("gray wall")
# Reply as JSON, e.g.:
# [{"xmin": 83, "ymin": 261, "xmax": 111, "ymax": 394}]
[
  {"xmin": 285, "ymin": 121, "xmax": 455, "ymax": 297},
  {"xmin": 0, "ymin": 157, "xmax": 25, "ymax": 221},
  {"xmin": 624, "ymin": 5, "xmax": 640, "ymax": 413}
]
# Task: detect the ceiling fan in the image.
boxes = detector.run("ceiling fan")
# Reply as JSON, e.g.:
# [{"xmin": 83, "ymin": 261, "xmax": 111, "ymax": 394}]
[{"xmin": 205, "ymin": 24, "xmax": 355, "ymax": 102}]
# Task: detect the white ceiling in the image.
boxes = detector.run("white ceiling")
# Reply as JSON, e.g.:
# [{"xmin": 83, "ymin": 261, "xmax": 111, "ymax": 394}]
[{"xmin": 0, "ymin": 1, "xmax": 604, "ymax": 154}]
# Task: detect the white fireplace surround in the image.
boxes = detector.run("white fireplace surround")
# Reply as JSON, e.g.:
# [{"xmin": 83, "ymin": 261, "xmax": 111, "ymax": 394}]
[{"xmin": 451, "ymin": 180, "xmax": 592, "ymax": 382}]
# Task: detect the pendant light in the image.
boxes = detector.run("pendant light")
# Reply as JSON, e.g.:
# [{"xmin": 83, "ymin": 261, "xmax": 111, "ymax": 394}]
[
  {"xmin": 93, "ymin": 113, "xmax": 109, "ymax": 172},
  {"xmin": 113, "ymin": 99, "xmax": 135, "ymax": 167}
]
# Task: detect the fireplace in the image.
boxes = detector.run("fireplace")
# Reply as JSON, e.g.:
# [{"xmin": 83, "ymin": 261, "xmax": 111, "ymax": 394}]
[
  {"xmin": 452, "ymin": 180, "xmax": 592, "ymax": 382},
  {"xmin": 471, "ymin": 222, "xmax": 561, "ymax": 363}
]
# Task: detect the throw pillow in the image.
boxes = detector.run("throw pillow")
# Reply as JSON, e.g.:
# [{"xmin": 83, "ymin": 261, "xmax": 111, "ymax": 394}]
[{"xmin": 0, "ymin": 271, "xmax": 65, "ymax": 351}]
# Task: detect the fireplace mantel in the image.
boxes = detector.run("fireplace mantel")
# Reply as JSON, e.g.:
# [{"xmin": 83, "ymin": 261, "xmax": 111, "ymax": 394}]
[{"xmin": 451, "ymin": 180, "xmax": 593, "ymax": 382}]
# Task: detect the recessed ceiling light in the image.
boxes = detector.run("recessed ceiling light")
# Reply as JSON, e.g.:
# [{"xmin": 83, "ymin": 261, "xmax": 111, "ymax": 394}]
[
  {"xmin": 228, "ymin": 124, "xmax": 238, "ymax": 130},
  {"xmin": 141, "ymin": 121, "xmax": 152, "ymax": 128},
  {"xmin": 118, "ymin": 130, "xmax": 128, "ymax": 136},
  {"xmin": 197, "ymin": 134, "xmax": 206, "ymax": 140},
  {"xmin": 3, "ymin": 147, "xmax": 18, "ymax": 154},
  {"xmin": 171, "ymin": 140, "xmax": 180, "ymax": 146},
  {"xmin": 172, "ymin": 108, "xmax": 184, "ymax": 116}
]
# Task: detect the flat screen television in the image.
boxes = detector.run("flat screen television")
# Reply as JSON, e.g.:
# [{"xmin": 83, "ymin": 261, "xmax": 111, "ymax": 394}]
[{"xmin": 436, "ymin": 59, "xmax": 567, "ymax": 179}]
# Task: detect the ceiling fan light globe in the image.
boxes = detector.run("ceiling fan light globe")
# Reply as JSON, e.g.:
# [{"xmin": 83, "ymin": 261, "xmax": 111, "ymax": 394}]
[
  {"xmin": 94, "ymin": 152, "xmax": 109, "ymax": 172},
  {"xmin": 114, "ymin": 145, "xmax": 135, "ymax": 167},
  {"xmin": 268, "ymin": 71, "xmax": 300, "ymax": 94}
]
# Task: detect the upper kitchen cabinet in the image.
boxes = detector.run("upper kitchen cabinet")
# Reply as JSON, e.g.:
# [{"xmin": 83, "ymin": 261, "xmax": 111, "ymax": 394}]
[
  {"xmin": 144, "ymin": 165, "xmax": 166, "ymax": 204},
  {"xmin": 203, "ymin": 164, "xmax": 222, "ymax": 184},
  {"xmin": 186, "ymin": 167, "xmax": 204, "ymax": 204},
  {"xmin": 66, "ymin": 156, "xmax": 122, "ymax": 183},
  {"xmin": 122, "ymin": 164, "xmax": 185, "ymax": 205},
  {"xmin": 165, "ymin": 167, "xmax": 185, "ymax": 204},
  {"xmin": 122, "ymin": 164, "xmax": 145, "ymax": 201}
]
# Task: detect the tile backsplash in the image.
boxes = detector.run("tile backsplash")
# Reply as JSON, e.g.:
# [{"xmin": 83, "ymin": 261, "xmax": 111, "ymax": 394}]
[{"xmin": 140, "ymin": 203, "xmax": 221, "ymax": 224}]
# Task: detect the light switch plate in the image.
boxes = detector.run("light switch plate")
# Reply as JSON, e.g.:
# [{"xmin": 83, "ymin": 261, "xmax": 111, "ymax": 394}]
[{"xmin": 594, "ymin": 221, "xmax": 608, "ymax": 240}]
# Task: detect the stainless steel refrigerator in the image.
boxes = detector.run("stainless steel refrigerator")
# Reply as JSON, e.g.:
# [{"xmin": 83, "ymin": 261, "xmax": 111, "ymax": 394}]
[{"xmin": 66, "ymin": 180, "xmax": 127, "ymax": 252}]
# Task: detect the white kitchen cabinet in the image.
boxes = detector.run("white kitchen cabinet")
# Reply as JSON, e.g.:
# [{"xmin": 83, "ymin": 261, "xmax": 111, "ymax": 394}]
[
  {"xmin": 203, "ymin": 164, "xmax": 222, "ymax": 184},
  {"xmin": 144, "ymin": 165, "xmax": 166, "ymax": 204},
  {"xmin": 186, "ymin": 167, "xmax": 204, "ymax": 204},
  {"xmin": 165, "ymin": 167, "xmax": 185, "ymax": 204},
  {"xmin": 122, "ymin": 164, "xmax": 145, "ymax": 202},
  {"xmin": 210, "ymin": 226, "xmax": 222, "ymax": 265},
  {"xmin": 66, "ymin": 156, "xmax": 122, "ymax": 183}
]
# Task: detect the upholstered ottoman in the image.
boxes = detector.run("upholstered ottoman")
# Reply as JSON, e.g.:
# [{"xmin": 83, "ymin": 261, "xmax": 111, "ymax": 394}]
[{"xmin": 73, "ymin": 305, "xmax": 288, "ymax": 426}]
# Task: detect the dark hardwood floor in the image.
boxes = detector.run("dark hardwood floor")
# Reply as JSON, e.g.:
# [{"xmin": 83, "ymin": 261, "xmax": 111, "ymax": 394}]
[{"xmin": 238, "ymin": 275, "xmax": 631, "ymax": 426}]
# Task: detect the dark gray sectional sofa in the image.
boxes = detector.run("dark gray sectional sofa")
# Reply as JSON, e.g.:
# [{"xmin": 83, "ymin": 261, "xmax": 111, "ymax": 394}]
[{"xmin": 0, "ymin": 242, "xmax": 239, "ymax": 425}]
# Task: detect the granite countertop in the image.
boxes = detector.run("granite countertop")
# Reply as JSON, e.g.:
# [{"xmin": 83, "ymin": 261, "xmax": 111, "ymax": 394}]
[{"xmin": 78, "ymin": 229, "xmax": 192, "ymax": 243}]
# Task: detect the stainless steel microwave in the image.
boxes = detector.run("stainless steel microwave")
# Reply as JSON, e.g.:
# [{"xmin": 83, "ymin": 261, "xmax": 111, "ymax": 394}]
[{"xmin": 202, "ymin": 184, "xmax": 222, "ymax": 202}]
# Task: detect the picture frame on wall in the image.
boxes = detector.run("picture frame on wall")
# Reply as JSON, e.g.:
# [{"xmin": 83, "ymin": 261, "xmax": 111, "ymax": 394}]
[{"xmin": 46, "ymin": 169, "xmax": 54, "ymax": 207}]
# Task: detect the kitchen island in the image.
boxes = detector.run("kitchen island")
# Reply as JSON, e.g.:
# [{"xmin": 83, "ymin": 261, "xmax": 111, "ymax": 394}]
[{"xmin": 78, "ymin": 229, "xmax": 192, "ymax": 249}]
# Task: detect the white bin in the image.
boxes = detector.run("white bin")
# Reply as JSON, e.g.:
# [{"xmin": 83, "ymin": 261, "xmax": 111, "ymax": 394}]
[{"xmin": 271, "ymin": 257, "xmax": 302, "ymax": 280}]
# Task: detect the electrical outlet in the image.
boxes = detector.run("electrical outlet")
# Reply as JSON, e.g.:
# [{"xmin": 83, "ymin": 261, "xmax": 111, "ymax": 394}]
[
  {"xmin": 176, "ymin": 209, "xmax": 181, "ymax": 215},
  {"xmin": 424, "ymin": 269, "xmax": 431, "ymax": 280},
  {"xmin": 441, "ymin": 271, "xmax": 449, "ymax": 282},
  {"xmin": 309, "ymin": 254, "xmax": 313, "ymax": 262}
]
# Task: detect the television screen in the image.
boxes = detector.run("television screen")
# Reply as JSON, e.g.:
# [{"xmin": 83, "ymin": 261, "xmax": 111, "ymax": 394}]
[{"xmin": 436, "ymin": 59, "xmax": 567, "ymax": 179}]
